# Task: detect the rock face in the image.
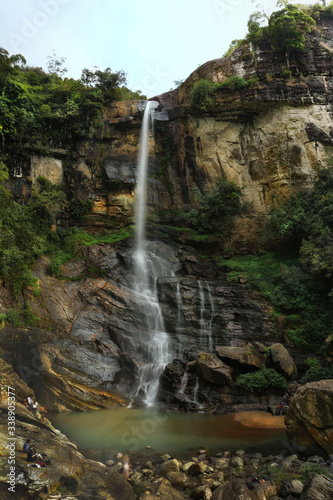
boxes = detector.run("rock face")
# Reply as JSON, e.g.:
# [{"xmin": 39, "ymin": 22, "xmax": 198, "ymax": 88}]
[
  {"xmin": 5, "ymin": 20, "xmax": 333, "ymax": 249},
  {"xmin": 285, "ymin": 380, "xmax": 333, "ymax": 458},
  {"xmin": 0, "ymin": 236, "xmax": 300, "ymax": 413}
]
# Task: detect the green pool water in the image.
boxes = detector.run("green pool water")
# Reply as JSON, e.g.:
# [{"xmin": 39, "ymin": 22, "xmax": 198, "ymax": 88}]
[{"xmin": 50, "ymin": 408, "xmax": 288, "ymax": 462}]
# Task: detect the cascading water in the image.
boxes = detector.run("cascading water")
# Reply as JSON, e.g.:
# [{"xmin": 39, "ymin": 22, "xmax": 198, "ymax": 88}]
[
  {"xmin": 175, "ymin": 281, "xmax": 185, "ymax": 357},
  {"xmin": 132, "ymin": 101, "xmax": 171, "ymax": 406},
  {"xmin": 198, "ymin": 280, "xmax": 215, "ymax": 351}
]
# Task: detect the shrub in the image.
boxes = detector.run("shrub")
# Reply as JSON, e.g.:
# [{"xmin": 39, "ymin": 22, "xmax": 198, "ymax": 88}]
[
  {"xmin": 219, "ymin": 76, "xmax": 249, "ymax": 92},
  {"xmin": 191, "ymin": 79, "xmax": 215, "ymax": 112},
  {"xmin": 281, "ymin": 69, "xmax": 292, "ymax": 79},
  {"xmin": 301, "ymin": 463, "xmax": 333, "ymax": 482},
  {"xmin": 301, "ymin": 364, "xmax": 333, "ymax": 384},
  {"xmin": 189, "ymin": 178, "xmax": 243, "ymax": 239},
  {"xmin": 236, "ymin": 367, "xmax": 288, "ymax": 393},
  {"xmin": 6, "ymin": 308, "xmax": 22, "ymax": 327}
]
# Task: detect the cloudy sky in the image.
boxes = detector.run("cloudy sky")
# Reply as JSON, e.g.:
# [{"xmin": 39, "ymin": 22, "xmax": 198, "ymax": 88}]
[{"xmin": 1, "ymin": 0, "xmax": 315, "ymax": 97}]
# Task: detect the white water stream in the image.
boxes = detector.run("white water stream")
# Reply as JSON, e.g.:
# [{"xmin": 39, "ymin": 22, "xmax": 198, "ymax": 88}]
[
  {"xmin": 132, "ymin": 101, "xmax": 171, "ymax": 406},
  {"xmin": 198, "ymin": 280, "xmax": 215, "ymax": 351}
]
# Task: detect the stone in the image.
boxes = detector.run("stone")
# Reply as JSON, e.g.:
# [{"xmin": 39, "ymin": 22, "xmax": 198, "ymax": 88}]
[
  {"xmin": 300, "ymin": 472, "xmax": 333, "ymax": 500},
  {"xmin": 196, "ymin": 352, "xmax": 233, "ymax": 385},
  {"xmin": 156, "ymin": 459, "xmax": 180, "ymax": 476},
  {"xmin": 215, "ymin": 345, "xmax": 265, "ymax": 372},
  {"xmin": 270, "ymin": 344, "xmax": 297, "ymax": 380},
  {"xmin": 279, "ymin": 479, "xmax": 304, "ymax": 498},
  {"xmin": 230, "ymin": 456, "xmax": 244, "ymax": 468},
  {"xmin": 167, "ymin": 471, "xmax": 188, "ymax": 487},
  {"xmin": 212, "ymin": 478, "xmax": 277, "ymax": 499},
  {"xmin": 285, "ymin": 380, "xmax": 333, "ymax": 457},
  {"xmin": 188, "ymin": 461, "xmax": 207, "ymax": 475}
]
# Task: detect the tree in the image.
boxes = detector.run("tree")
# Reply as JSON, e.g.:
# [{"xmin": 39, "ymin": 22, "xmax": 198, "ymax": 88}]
[
  {"xmin": 268, "ymin": 4, "xmax": 315, "ymax": 64},
  {"xmin": 248, "ymin": 11, "xmax": 266, "ymax": 35},
  {"xmin": 47, "ymin": 51, "xmax": 68, "ymax": 77}
]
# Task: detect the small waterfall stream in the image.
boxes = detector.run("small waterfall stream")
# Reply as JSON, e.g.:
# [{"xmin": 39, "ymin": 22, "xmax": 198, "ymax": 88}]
[
  {"xmin": 198, "ymin": 280, "xmax": 215, "ymax": 351},
  {"xmin": 132, "ymin": 101, "xmax": 171, "ymax": 406}
]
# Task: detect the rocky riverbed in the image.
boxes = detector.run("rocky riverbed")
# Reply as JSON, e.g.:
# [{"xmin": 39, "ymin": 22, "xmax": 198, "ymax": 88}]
[{"xmin": 109, "ymin": 445, "xmax": 333, "ymax": 500}]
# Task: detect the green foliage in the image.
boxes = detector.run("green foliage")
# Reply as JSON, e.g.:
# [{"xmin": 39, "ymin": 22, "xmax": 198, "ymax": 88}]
[
  {"xmin": 188, "ymin": 178, "xmax": 243, "ymax": 239},
  {"xmin": 6, "ymin": 308, "xmax": 22, "ymax": 327},
  {"xmin": 191, "ymin": 77, "xmax": 249, "ymax": 112},
  {"xmin": 47, "ymin": 226, "xmax": 133, "ymax": 278},
  {"xmin": 0, "ymin": 177, "xmax": 65, "ymax": 296},
  {"xmin": 191, "ymin": 79, "xmax": 215, "ymax": 112},
  {"xmin": 0, "ymin": 46, "xmax": 144, "ymax": 148},
  {"xmin": 241, "ymin": 169, "xmax": 333, "ymax": 351},
  {"xmin": 24, "ymin": 301, "xmax": 40, "ymax": 327},
  {"xmin": 236, "ymin": 367, "xmax": 288, "ymax": 393},
  {"xmin": 301, "ymin": 362, "xmax": 333, "ymax": 383},
  {"xmin": 116, "ymin": 86, "xmax": 147, "ymax": 101},
  {"xmin": 301, "ymin": 462, "xmax": 333, "ymax": 482},
  {"xmin": 268, "ymin": 4, "xmax": 315, "ymax": 57},
  {"xmin": 68, "ymin": 199, "xmax": 93, "ymax": 221},
  {"xmin": 223, "ymin": 248, "xmax": 332, "ymax": 351},
  {"xmin": 222, "ymin": 39, "xmax": 244, "ymax": 58},
  {"xmin": 281, "ymin": 68, "xmax": 292, "ymax": 79},
  {"xmin": 219, "ymin": 76, "xmax": 249, "ymax": 92}
]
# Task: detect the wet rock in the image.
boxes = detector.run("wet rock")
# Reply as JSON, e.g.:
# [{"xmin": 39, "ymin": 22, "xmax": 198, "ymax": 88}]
[
  {"xmin": 285, "ymin": 380, "xmax": 333, "ymax": 457},
  {"xmin": 270, "ymin": 344, "xmax": 297, "ymax": 381}
]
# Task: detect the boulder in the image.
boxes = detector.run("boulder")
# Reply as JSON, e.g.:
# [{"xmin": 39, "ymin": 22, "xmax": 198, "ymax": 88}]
[
  {"xmin": 196, "ymin": 352, "xmax": 233, "ymax": 385},
  {"xmin": 300, "ymin": 472, "xmax": 333, "ymax": 499},
  {"xmin": 279, "ymin": 479, "xmax": 304, "ymax": 498},
  {"xmin": 285, "ymin": 380, "xmax": 333, "ymax": 457},
  {"xmin": 270, "ymin": 344, "xmax": 297, "ymax": 380},
  {"xmin": 212, "ymin": 478, "xmax": 277, "ymax": 499},
  {"xmin": 156, "ymin": 459, "xmax": 180, "ymax": 476},
  {"xmin": 215, "ymin": 344, "xmax": 266, "ymax": 371}
]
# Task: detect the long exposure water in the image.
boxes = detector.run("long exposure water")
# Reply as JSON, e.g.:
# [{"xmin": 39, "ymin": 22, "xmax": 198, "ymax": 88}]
[
  {"xmin": 50, "ymin": 408, "xmax": 286, "ymax": 464},
  {"xmin": 132, "ymin": 101, "xmax": 172, "ymax": 406}
]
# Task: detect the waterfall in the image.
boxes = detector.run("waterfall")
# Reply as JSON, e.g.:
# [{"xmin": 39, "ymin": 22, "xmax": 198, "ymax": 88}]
[
  {"xmin": 178, "ymin": 372, "xmax": 188, "ymax": 395},
  {"xmin": 198, "ymin": 281, "xmax": 215, "ymax": 351},
  {"xmin": 175, "ymin": 281, "xmax": 185, "ymax": 357},
  {"xmin": 132, "ymin": 101, "xmax": 171, "ymax": 406}
]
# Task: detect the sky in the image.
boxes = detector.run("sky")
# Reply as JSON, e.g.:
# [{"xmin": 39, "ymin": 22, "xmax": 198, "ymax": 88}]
[{"xmin": 1, "ymin": 0, "xmax": 316, "ymax": 98}]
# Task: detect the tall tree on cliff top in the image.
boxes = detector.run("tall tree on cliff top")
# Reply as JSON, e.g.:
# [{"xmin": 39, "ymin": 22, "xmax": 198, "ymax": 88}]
[{"xmin": 268, "ymin": 4, "xmax": 315, "ymax": 65}]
